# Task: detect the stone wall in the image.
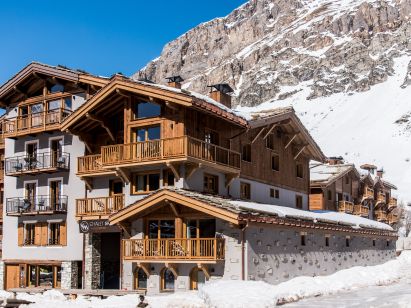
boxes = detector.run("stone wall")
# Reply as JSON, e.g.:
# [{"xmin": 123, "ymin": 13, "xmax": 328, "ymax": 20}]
[
  {"xmin": 61, "ymin": 261, "xmax": 79, "ymax": 289},
  {"xmin": 84, "ymin": 233, "xmax": 101, "ymax": 289},
  {"xmin": 246, "ymin": 223, "xmax": 396, "ymax": 284},
  {"xmin": 0, "ymin": 262, "xmax": 4, "ymax": 290}
]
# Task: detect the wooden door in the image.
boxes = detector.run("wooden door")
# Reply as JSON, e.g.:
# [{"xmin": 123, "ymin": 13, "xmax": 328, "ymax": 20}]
[
  {"xmin": 51, "ymin": 139, "xmax": 63, "ymax": 167},
  {"xmin": 25, "ymin": 182, "xmax": 36, "ymax": 210},
  {"xmin": 5, "ymin": 265, "xmax": 20, "ymax": 290},
  {"xmin": 50, "ymin": 180, "xmax": 62, "ymax": 210}
]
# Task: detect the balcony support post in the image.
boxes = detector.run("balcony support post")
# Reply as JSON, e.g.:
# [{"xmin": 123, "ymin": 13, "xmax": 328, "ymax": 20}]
[
  {"xmin": 166, "ymin": 162, "xmax": 180, "ymax": 181},
  {"xmin": 263, "ymin": 124, "xmax": 277, "ymax": 140},
  {"xmin": 251, "ymin": 127, "xmax": 265, "ymax": 144},
  {"xmin": 285, "ymin": 133, "xmax": 299, "ymax": 150},
  {"xmin": 294, "ymin": 144, "xmax": 307, "ymax": 160},
  {"xmin": 116, "ymin": 167, "xmax": 131, "ymax": 184}
]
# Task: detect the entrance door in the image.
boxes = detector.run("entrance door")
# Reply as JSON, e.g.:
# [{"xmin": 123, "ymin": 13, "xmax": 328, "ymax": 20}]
[
  {"xmin": 5, "ymin": 265, "xmax": 20, "ymax": 290},
  {"xmin": 49, "ymin": 180, "xmax": 62, "ymax": 211},
  {"xmin": 50, "ymin": 139, "xmax": 63, "ymax": 168},
  {"xmin": 100, "ymin": 233, "xmax": 120, "ymax": 289}
]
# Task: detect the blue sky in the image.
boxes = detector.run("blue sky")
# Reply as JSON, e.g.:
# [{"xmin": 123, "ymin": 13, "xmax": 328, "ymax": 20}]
[{"xmin": 0, "ymin": 0, "xmax": 246, "ymax": 84}]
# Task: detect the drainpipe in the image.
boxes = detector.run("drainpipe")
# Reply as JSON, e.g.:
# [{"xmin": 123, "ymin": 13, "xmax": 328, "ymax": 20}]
[{"xmin": 240, "ymin": 220, "xmax": 249, "ymax": 281}]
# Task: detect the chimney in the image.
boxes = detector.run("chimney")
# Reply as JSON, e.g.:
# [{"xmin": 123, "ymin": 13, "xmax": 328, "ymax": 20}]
[
  {"xmin": 327, "ymin": 156, "xmax": 344, "ymax": 165},
  {"xmin": 377, "ymin": 169, "xmax": 384, "ymax": 178},
  {"xmin": 360, "ymin": 164, "xmax": 378, "ymax": 175},
  {"xmin": 208, "ymin": 83, "xmax": 234, "ymax": 109},
  {"xmin": 166, "ymin": 76, "xmax": 184, "ymax": 89}
]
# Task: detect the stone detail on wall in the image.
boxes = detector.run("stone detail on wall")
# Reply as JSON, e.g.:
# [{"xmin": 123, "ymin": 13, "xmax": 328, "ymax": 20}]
[
  {"xmin": 61, "ymin": 261, "xmax": 79, "ymax": 289},
  {"xmin": 84, "ymin": 233, "xmax": 101, "ymax": 289},
  {"xmin": 0, "ymin": 261, "xmax": 4, "ymax": 290}
]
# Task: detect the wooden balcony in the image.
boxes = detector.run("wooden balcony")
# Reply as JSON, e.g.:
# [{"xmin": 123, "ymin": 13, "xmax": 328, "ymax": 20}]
[
  {"xmin": 76, "ymin": 194, "xmax": 125, "ymax": 219},
  {"xmin": 353, "ymin": 204, "xmax": 369, "ymax": 217},
  {"xmin": 6, "ymin": 195, "xmax": 68, "ymax": 216},
  {"xmin": 376, "ymin": 192, "xmax": 386, "ymax": 204},
  {"xmin": 5, "ymin": 152, "xmax": 69, "ymax": 176},
  {"xmin": 123, "ymin": 238, "xmax": 225, "ymax": 263},
  {"xmin": 388, "ymin": 197, "xmax": 397, "ymax": 210},
  {"xmin": 79, "ymin": 136, "xmax": 241, "ymax": 176},
  {"xmin": 2, "ymin": 108, "xmax": 72, "ymax": 138},
  {"xmin": 337, "ymin": 201, "xmax": 354, "ymax": 214},
  {"xmin": 363, "ymin": 187, "xmax": 374, "ymax": 200},
  {"xmin": 387, "ymin": 212, "xmax": 399, "ymax": 224},
  {"xmin": 374, "ymin": 210, "xmax": 388, "ymax": 222}
]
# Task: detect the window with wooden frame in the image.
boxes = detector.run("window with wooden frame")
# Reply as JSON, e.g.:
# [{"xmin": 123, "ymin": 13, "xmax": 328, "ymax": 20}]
[
  {"xmin": 204, "ymin": 128, "xmax": 219, "ymax": 145},
  {"xmin": 27, "ymin": 265, "xmax": 61, "ymax": 288},
  {"xmin": 242, "ymin": 144, "xmax": 251, "ymax": 162},
  {"xmin": 134, "ymin": 267, "xmax": 148, "ymax": 290},
  {"xmin": 270, "ymin": 188, "xmax": 280, "ymax": 199},
  {"xmin": 49, "ymin": 223, "xmax": 61, "ymax": 246},
  {"xmin": 186, "ymin": 219, "xmax": 216, "ymax": 238},
  {"xmin": 295, "ymin": 195, "xmax": 303, "ymax": 209},
  {"xmin": 133, "ymin": 101, "xmax": 161, "ymax": 120},
  {"xmin": 266, "ymin": 134, "xmax": 275, "ymax": 150},
  {"xmin": 132, "ymin": 172, "xmax": 161, "ymax": 194},
  {"xmin": 300, "ymin": 232, "xmax": 307, "ymax": 246},
  {"xmin": 163, "ymin": 169, "xmax": 175, "ymax": 187},
  {"xmin": 161, "ymin": 267, "xmax": 176, "ymax": 292},
  {"xmin": 18, "ymin": 222, "xmax": 66, "ymax": 247},
  {"xmin": 24, "ymin": 223, "xmax": 35, "ymax": 246},
  {"xmin": 147, "ymin": 220, "xmax": 176, "ymax": 239},
  {"xmin": 133, "ymin": 125, "xmax": 161, "ymax": 142},
  {"xmin": 296, "ymin": 163, "xmax": 304, "ymax": 178},
  {"xmin": 345, "ymin": 176, "xmax": 350, "ymax": 185},
  {"xmin": 240, "ymin": 182, "xmax": 251, "ymax": 200},
  {"xmin": 271, "ymin": 153, "xmax": 280, "ymax": 171},
  {"xmin": 204, "ymin": 173, "xmax": 219, "ymax": 194}
]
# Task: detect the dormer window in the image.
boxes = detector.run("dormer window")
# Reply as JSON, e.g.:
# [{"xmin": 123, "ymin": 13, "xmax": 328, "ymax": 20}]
[{"xmin": 133, "ymin": 101, "xmax": 161, "ymax": 119}]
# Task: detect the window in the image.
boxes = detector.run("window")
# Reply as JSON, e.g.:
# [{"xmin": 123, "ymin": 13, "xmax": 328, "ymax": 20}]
[
  {"xmin": 163, "ymin": 170, "xmax": 175, "ymax": 187},
  {"xmin": 242, "ymin": 144, "xmax": 251, "ymax": 162},
  {"xmin": 271, "ymin": 154, "xmax": 280, "ymax": 171},
  {"xmin": 327, "ymin": 190, "xmax": 332, "ymax": 201},
  {"xmin": 50, "ymin": 84, "xmax": 64, "ymax": 93},
  {"xmin": 296, "ymin": 195, "xmax": 303, "ymax": 209},
  {"xmin": 134, "ymin": 125, "xmax": 161, "ymax": 142},
  {"xmin": 387, "ymin": 240, "xmax": 390, "ymax": 247},
  {"xmin": 27, "ymin": 265, "xmax": 61, "ymax": 288},
  {"xmin": 64, "ymin": 97, "xmax": 72, "ymax": 110},
  {"xmin": 204, "ymin": 173, "xmax": 219, "ymax": 194},
  {"xmin": 325, "ymin": 235, "xmax": 330, "ymax": 247},
  {"xmin": 161, "ymin": 268, "xmax": 176, "ymax": 292},
  {"xmin": 31, "ymin": 103, "xmax": 43, "ymax": 114},
  {"xmin": 49, "ymin": 223, "xmax": 61, "ymax": 246},
  {"xmin": 346, "ymin": 236, "xmax": 350, "ymax": 247},
  {"xmin": 133, "ymin": 101, "xmax": 161, "ymax": 119},
  {"xmin": 132, "ymin": 172, "xmax": 160, "ymax": 194},
  {"xmin": 266, "ymin": 135, "xmax": 274, "ymax": 150},
  {"xmin": 270, "ymin": 188, "xmax": 279, "ymax": 199},
  {"xmin": 148, "ymin": 220, "xmax": 175, "ymax": 239},
  {"xmin": 296, "ymin": 163, "xmax": 304, "ymax": 178},
  {"xmin": 134, "ymin": 268, "xmax": 148, "ymax": 290},
  {"xmin": 300, "ymin": 232, "xmax": 306, "ymax": 246},
  {"xmin": 48, "ymin": 99, "xmax": 60, "ymax": 111},
  {"xmin": 240, "ymin": 182, "xmax": 251, "ymax": 200},
  {"xmin": 24, "ymin": 224, "xmax": 35, "ymax": 246},
  {"xmin": 345, "ymin": 176, "xmax": 350, "ymax": 185},
  {"xmin": 186, "ymin": 219, "xmax": 216, "ymax": 238},
  {"xmin": 372, "ymin": 239, "xmax": 376, "ymax": 247},
  {"xmin": 205, "ymin": 129, "xmax": 219, "ymax": 145}
]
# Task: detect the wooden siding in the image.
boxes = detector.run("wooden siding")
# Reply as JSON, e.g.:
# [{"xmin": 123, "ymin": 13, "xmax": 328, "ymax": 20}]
[{"xmin": 309, "ymin": 193, "xmax": 323, "ymax": 210}]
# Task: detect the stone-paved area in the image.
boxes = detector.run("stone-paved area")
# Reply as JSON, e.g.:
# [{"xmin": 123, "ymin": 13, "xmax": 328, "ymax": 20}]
[{"xmin": 284, "ymin": 280, "xmax": 411, "ymax": 308}]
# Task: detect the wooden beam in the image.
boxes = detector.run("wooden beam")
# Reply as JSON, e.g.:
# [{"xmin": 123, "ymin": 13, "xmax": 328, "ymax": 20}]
[
  {"xmin": 164, "ymin": 263, "xmax": 178, "ymax": 277},
  {"xmin": 116, "ymin": 89, "xmax": 130, "ymax": 98},
  {"xmin": 165, "ymin": 101, "xmax": 179, "ymax": 111},
  {"xmin": 285, "ymin": 133, "xmax": 299, "ymax": 149},
  {"xmin": 185, "ymin": 163, "xmax": 200, "ymax": 180},
  {"xmin": 118, "ymin": 222, "xmax": 132, "ymax": 238},
  {"xmin": 167, "ymin": 163, "xmax": 180, "ymax": 181},
  {"xmin": 116, "ymin": 167, "xmax": 131, "ymax": 184},
  {"xmin": 225, "ymin": 173, "xmax": 238, "ymax": 188},
  {"xmin": 137, "ymin": 263, "xmax": 151, "ymax": 276},
  {"xmin": 86, "ymin": 113, "xmax": 115, "ymax": 142},
  {"xmin": 77, "ymin": 132, "xmax": 93, "ymax": 153},
  {"xmin": 166, "ymin": 201, "xmax": 180, "ymax": 217},
  {"xmin": 263, "ymin": 124, "xmax": 278, "ymax": 140},
  {"xmin": 13, "ymin": 86, "xmax": 27, "ymax": 99},
  {"xmin": 251, "ymin": 127, "xmax": 265, "ymax": 144},
  {"xmin": 81, "ymin": 177, "xmax": 93, "ymax": 191},
  {"xmin": 294, "ymin": 145, "xmax": 307, "ymax": 160},
  {"xmin": 197, "ymin": 264, "xmax": 211, "ymax": 279}
]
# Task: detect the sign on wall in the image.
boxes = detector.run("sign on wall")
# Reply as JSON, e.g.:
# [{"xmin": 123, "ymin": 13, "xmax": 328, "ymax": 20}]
[{"xmin": 79, "ymin": 220, "xmax": 121, "ymax": 234}]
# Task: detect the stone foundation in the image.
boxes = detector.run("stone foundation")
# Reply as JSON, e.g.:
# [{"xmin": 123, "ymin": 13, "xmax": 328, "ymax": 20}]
[{"xmin": 84, "ymin": 233, "xmax": 101, "ymax": 289}]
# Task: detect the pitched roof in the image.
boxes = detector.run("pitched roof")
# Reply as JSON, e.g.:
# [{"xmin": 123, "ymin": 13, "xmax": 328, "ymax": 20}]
[{"xmin": 310, "ymin": 162, "xmax": 359, "ymax": 187}]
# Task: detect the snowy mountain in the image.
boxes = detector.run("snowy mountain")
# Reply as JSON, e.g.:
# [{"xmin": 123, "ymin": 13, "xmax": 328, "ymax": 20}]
[{"xmin": 133, "ymin": 0, "xmax": 411, "ymax": 202}]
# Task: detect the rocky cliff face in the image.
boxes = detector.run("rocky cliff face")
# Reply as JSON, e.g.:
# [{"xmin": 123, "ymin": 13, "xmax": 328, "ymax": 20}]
[{"xmin": 134, "ymin": 0, "xmax": 411, "ymax": 107}]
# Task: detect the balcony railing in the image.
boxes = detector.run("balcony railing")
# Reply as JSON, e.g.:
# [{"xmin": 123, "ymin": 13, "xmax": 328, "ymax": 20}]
[
  {"xmin": 337, "ymin": 201, "xmax": 354, "ymax": 214},
  {"xmin": 387, "ymin": 212, "xmax": 399, "ymax": 224},
  {"xmin": 5, "ymin": 152, "xmax": 69, "ymax": 176},
  {"xmin": 77, "ymin": 154, "xmax": 105, "ymax": 175},
  {"xmin": 353, "ymin": 204, "xmax": 369, "ymax": 217},
  {"xmin": 76, "ymin": 194, "xmax": 125, "ymax": 217},
  {"xmin": 123, "ymin": 238, "xmax": 225, "ymax": 262},
  {"xmin": 388, "ymin": 197, "xmax": 397, "ymax": 210},
  {"xmin": 363, "ymin": 187, "xmax": 374, "ymax": 200},
  {"xmin": 376, "ymin": 192, "xmax": 386, "ymax": 204},
  {"xmin": 374, "ymin": 210, "xmax": 388, "ymax": 222},
  {"xmin": 3, "ymin": 108, "xmax": 72, "ymax": 137},
  {"xmin": 100, "ymin": 136, "xmax": 241, "ymax": 171},
  {"xmin": 6, "ymin": 195, "xmax": 68, "ymax": 216}
]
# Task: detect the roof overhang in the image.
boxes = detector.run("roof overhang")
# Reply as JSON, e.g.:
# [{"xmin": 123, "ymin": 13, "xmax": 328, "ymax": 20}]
[{"xmin": 109, "ymin": 189, "xmax": 240, "ymax": 225}]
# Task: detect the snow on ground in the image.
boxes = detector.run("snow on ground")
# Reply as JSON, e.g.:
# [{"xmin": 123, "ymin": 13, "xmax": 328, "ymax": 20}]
[
  {"xmin": 3, "ymin": 251, "xmax": 410, "ymax": 307},
  {"xmin": 236, "ymin": 55, "xmax": 411, "ymax": 203}
]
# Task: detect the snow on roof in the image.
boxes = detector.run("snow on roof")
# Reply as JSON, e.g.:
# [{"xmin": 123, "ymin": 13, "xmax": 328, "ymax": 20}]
[
  {"xmin": 310, "ymin": 162, "xmax": 355, "ymax": 184},
  {"xmin": 229, "ymin": 200, "xmax": 393, "ymax": 231}
]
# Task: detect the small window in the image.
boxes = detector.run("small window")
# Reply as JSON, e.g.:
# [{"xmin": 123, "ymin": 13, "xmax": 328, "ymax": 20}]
[
  {"xmin": 31, "ymin": 103, "xmax": 44, "ymax": 114},
  {"xmin": 270, "ymin": 188, "xmax": 279, "ymax": 199},
  {"xmin": 271, "ymin": 154, "xmax": 280, "ymax": 171},
  {"xmin": 49, "ymin": 223, "xmax": 61, "ymax": 246},
  {"xmin": 48, "ymin": 99, "xmax": 61, "ymax": 111},
  {"xmin": 266, "ymin": 135, "xmax": 274, "ymax": 150},
  {"xmin": 204, "ymin": 173, "xmax": 219, "ymax": 194},
  {"xmin": 300, "ymin": 232, "xmax": 307, "ymax": 246},
  {"xmin": 240, "ymin": 182, "xmax": 251, "ymax": 200},
  {"xmin": 325, "ymin": 235, "xmax": 330, "ymax": 247},
  {"xmin": 346, "ymin": 237, "xmax": 350, "ymax": 247},
  {"xmin": 50, "ymin": 84, "xmax": 64, "ymax": 93},
  {"xmin": 132, "ymin": 172, "xmax": 160, "ymax": 194},
  {"xmin": 296, "ymin": 163, "xmax": 303, "ymax": 178},
  {"xmin": 133, "ymin": 101, "xmax": 161, "ymax": 119},
  {"xmin": 372, "ymin": 239, "xmax": 376, "ymax": 247},
  {"xmin": 24, "ymin": 224, "xmax": 35, "ymax": 246},
  {"xmin": 296, "ymin": 195, "xmax": 303, "ymax": 209},
  {"xmin": 387, "ymin": 240, "xmax": 390, "ymax": 247},
  {"xmin": 327, "ymin": 190, "xmax": 332, "ymax": 201},
  {"xmin": 345, "ymin": 177, "xmax": 350, "ymax": 185},
  {"xmin": 64, "ymin": 97, "xmax": 72, "ymax": 110},
  {"xmin": 134, "ymin": 268, "xmax": 148, "ymax": 290},
  {"xmin": 242, "ymin": 144, "xmax": 251, "ymax": 162}
]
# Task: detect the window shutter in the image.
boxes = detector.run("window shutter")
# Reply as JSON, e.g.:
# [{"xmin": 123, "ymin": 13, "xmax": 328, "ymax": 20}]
[
  {"xmin": 60, "ymin": 221, "xmax": 67, "ymax": 246},
  {"xmin": 34, "ymin": 223, "xmax": 42, "ymax": 246},
  {"xmin": 18, "ymin": 223, "xmax": 24, "ymax": 246},
  {"xmin": 41, "ymin": 223, "xmax": 48, "ymax": 246}
]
